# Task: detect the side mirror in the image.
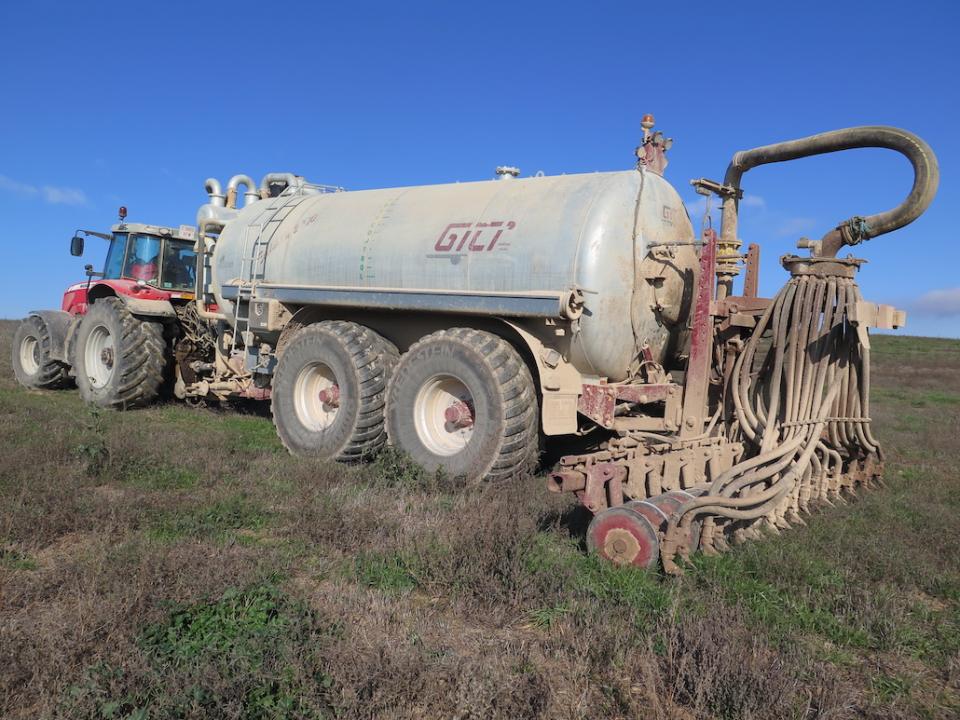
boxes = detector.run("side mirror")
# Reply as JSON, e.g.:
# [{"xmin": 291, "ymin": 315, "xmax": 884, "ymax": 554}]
[{"xmin": 70, "ymin": 235, "xmax": 84, "ymax": 256}]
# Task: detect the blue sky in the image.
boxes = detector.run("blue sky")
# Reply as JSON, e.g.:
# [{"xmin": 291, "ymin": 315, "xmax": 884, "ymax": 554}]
[{"xmin": 1, "ymin": 0, "xmax": 958, "ymax": 337}]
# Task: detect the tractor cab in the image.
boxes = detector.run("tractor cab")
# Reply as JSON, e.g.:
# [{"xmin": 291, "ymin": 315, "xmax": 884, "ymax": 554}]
[
  {"xmin": 66, "ymin": 209, "xmax": 197, "ymax": 315},
  {"xmin": 93, "ymin": 225, "xmax": 197, "ymax": 291}
]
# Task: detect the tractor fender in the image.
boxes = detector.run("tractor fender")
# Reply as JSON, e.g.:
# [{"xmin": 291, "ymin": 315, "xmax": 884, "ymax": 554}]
[
  {"xmin": 26, "ymin": 310, "xmax": 77, "ymax": 363},
  {"xmin": 117, "ymin": 296, "xmax": 177, "ymax": 318}
]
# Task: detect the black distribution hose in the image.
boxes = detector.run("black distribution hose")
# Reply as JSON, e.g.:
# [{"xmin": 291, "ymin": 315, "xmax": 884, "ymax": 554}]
[{"xmin": 720, "ymin": 126, "xmax": 939, "ymax": 257}]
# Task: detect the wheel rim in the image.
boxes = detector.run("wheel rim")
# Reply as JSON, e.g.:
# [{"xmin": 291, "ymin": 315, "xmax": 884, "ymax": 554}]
[
  {"xmin": 414, "ymin": 374, "xmax": 475, "ymax": 456},
  {"xmin": 294, "ymin": 362, "xmax": 340, "ymax": 431},
  {"xmin": 19, "ymin": 336, "xmax": 40, "ymax": 375},
  {"xmin": 84, "ymin": 324, "xmax": 115, "ymax": 387}
]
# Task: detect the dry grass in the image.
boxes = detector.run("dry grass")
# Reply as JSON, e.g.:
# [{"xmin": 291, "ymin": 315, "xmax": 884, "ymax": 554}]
[{"xmin": 0, "ymin": 319, "xmax": 957, "ymax": 719}]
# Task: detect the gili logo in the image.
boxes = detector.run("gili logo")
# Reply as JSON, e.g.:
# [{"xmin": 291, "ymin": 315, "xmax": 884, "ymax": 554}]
[{"xmin": 434, "ymin": 221, "xmax": 517, "ymax": 253}]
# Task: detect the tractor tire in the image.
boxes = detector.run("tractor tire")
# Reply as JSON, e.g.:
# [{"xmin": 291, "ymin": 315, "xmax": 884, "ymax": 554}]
[
  {"xmin": 385, "ymin": 328, "xmax": 539, "ymax": 482},
  {"xmin": 271, "ymin": 321, "xmax": 398, "ymax": 461},
  {"xmin": 72, "ymin": 297, "xmax": 166, "ymax": 409},
  {"xmin": 12, "ymin": 315, "xmax": 72, "ymax": 389}
]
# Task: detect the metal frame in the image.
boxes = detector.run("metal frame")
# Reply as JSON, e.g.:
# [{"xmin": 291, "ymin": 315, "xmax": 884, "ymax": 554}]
[{"xmin": 221, "ymin": 283, "xmax": 572, "ymax": 319}]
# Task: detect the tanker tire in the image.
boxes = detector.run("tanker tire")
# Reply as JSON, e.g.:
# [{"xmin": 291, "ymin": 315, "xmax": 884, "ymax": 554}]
[
  {"xmin": 272, "ymin": 321, "xmax": 399, "ymax": 461},
  {"xmin": 386, "ymin": 328, "xmax": 539, "ymax": 482},
  {"xmin": 12, "ymin": 315, "xmax": 72, "ymax": 390},
  {"xmin": 72, "ymin": 297, "xmax": 166, "ymax": 409}
]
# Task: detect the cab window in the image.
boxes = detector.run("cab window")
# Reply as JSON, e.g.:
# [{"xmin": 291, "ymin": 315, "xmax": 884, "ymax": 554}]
[
  {"xmin": 103, "ymin": 232, "xmax": 128, "ymax": 279},
  {"xmin": 161, "ymin": 240, "xmax": 197, "ymax": 291}
]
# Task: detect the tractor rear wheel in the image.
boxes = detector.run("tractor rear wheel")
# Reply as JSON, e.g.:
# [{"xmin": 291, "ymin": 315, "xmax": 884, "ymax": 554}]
[
  {"xmin": 271, "ymin": 321, "xmax": 398, "ymax": 460},
  {"xmin": 385, "ymin": 328, "xmax": 539, "ymax": 482},
  {"xmin": 12, "ymin": 315, "xmax": 72, "ymax": 389},
  {"xmin": 72, "ymin": 297, "xmax": 166, "ymax": 409}
]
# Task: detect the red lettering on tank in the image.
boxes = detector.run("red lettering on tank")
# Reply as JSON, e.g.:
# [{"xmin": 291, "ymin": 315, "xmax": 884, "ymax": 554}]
[
  {"xmin": 435, "ymin": 223, "xmax": 473, "ymax": 252},
  {"xmin": 433, "ymin": 220, "xmax": 516, "ymax": 253}
]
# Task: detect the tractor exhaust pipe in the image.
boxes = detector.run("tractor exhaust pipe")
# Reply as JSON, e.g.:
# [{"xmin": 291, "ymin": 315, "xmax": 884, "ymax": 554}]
[{"xmin": 719, "ymin": 126, "xmax": 939, "ymax": 258}]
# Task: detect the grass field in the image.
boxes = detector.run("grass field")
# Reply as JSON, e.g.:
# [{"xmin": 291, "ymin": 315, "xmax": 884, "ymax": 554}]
[{"xmin": 0, "ymin": 319, "xmax": 957, "ymax": 719}]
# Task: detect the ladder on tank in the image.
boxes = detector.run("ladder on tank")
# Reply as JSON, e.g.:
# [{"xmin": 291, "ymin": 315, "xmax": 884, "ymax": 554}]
[{"xmin": 229, "ymin": 191, "xmax": 314, "ymax": 355}]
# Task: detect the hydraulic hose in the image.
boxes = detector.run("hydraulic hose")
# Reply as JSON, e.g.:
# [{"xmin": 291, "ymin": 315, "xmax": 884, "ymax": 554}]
[
  {"xmin": 660, "ymin": 260, "xmax": 882, "ymax": 573},
  {"xmin": 719, "ymin": 126, "xmax": 939, "ymax": 257}
]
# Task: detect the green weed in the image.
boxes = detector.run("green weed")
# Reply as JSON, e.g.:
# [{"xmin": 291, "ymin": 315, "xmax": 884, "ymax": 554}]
[
  {"xmin": 526, "ymin": 604, "xmax": 571, "ymax": 629},
  {"xmin": 870, "ymin": 672, "xmax": 914, "ymax": 702},
  {"xmin": 74, "ymin": 405, "xmax": 109, "ymax": 474},
  {"xmin": 145, "ymin": 494, "xmax": 268, "ymax": 543},
  {"xmin": 117, "ymin": 460, "xmax": 199, "ymax": 490},
  {"xmin": 220, "ymin": 416, "xmax": 284, "ymax": 453},
  {"xmin": 0, "ymin": 546, "xmax": 37, "ymax": 570},
  {"xmin": 352, "ymin": 551, "xmax": 419, "ymax": 592},
  {"xmin": 66, "ymin": 584, "xmax": 336, "ymax": 720}
]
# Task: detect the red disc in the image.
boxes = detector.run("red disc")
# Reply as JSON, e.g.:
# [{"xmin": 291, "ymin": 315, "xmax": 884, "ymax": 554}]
[
  {"xmin": 624, "ymin": 498, "xmax": 669, "ymax": 531},
  {"xmin": 647, "ymin": 490, "xmax": 702, "ymax": 552},
  {"xmin": 586, "ymin": 507, "xmax": 660, "ymax": 569}
]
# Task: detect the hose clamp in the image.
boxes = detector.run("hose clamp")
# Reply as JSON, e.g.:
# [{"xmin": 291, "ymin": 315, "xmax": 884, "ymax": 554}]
[{"xmin": 840, "ymin": 216, "xmax": 871, "ymax": 246}]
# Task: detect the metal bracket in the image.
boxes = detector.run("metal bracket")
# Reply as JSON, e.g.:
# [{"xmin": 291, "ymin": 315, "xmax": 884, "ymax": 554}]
[{"xmin": 690, "ymin": 177, "xmax": 743, "ymax": 200}]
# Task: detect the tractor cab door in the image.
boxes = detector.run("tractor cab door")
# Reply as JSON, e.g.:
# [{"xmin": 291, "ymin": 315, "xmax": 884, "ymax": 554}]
[{"xmin": 159, "ymin": 239, "xmax": 197, "ymax": 292}]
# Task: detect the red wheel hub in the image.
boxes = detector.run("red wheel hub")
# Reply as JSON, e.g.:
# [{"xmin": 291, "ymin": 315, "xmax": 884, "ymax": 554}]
[
  {"xmin": 444, "ymin": 399, "xmax": 474, "ymax": 429},
  {"xmin": 586, "ymin": 507, "xmax": 660, "ymax": 569},
  {"xmin": 318, "ymin": 385, "xmax": 340, "ymax": 407}
]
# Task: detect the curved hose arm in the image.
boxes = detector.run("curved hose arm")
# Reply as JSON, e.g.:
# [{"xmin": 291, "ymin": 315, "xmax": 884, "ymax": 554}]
[{"xmin": 721, "ymin": 126, "xmax": 939, "ymax": 257}]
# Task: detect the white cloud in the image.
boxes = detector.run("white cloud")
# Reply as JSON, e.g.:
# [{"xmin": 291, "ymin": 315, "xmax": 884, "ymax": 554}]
[
  {"xmin": 775, "ymin": 216, "xmax": 818, "ymax": 237},
  {"xmin": 685, "ymin": 195, "xmax": 716, "ymax": 220},
  {"xmin": 741, "ymin": 194, "xmax": 765, "ymax": 209},
  {"xmin": 0, "ymin": 174, "xmax": 39, "ymax": 197},
  {"xmin": 0, "ymin": 173, "xmax": 88, "ymax": 206},
  {"xmin": 911, "ymin": 288, "xmax": 960, "ymax": 317},
  {"xmin": 41, "ymin": 185, "xmax": 88, "ymax": 206}
]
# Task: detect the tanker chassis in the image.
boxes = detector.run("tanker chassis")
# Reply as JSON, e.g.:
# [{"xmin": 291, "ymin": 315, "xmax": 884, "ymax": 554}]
[{"xmin": 14, "ymin": 118, "xmax": 939, "ymax": 573}]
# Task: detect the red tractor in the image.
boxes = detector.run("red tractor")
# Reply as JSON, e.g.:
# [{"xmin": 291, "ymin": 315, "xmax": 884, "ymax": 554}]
[{"xmin": 12, "ymin": 208, "xmax": 202, "ymax": 408}]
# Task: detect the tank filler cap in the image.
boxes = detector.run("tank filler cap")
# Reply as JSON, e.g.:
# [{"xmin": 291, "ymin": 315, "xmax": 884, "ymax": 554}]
[{"xmin": 495, "ymin": 166, "xmax": 520, "ymax": 179}]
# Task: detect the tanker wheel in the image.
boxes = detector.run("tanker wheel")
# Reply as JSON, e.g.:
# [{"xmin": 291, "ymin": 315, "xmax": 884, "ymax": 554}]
[
  {"xmin": 72, "ymin": 297, "xmax": 166, "ymax": 409},
  {"xmin": 586, "ymin": 506, "xmax": 660, "ymax": 569},
  {"xmin": 271, "ymin": 321, "xmax": 399, "ymax": 461},
  {"xmin": 385, "ymin": 328, "xmax": 538, "ymax": 482},
  {"xmin": 12, "ymin": 315, "xmax": 72, "ymax": 390}
]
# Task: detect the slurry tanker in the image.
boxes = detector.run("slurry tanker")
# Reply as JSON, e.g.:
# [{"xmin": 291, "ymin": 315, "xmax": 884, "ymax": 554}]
[{"xmin": 14, "ymin": 116, "xmax": 938, "ymax": 572}]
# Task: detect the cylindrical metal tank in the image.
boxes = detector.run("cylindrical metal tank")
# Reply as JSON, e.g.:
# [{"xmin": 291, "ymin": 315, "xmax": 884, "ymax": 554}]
[{"xmin": 209, "ymin": 169, "xmax": 697, "ymax": 381}]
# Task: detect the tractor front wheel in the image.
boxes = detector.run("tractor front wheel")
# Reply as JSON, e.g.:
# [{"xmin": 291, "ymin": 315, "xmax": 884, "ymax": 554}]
[
  {"xmin": 12, "ymin": 315, "xmax": 72, "ymax": 389},
  {"xmin": 72, "ymin": 297, "xmax": 166, "ymax": 409}
]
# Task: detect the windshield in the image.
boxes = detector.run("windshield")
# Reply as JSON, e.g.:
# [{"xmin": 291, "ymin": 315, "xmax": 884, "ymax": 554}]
[
  {"xmin": 161, "ymin": 239, "xmax": 197, "ymax": 291},
  {"xmin": 122, "ymin": 234, "xmax": 162, "ymax": 285},
  {"xmin": 103, "ymin": 233, "xmax": 128, "ymax": 279}
]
